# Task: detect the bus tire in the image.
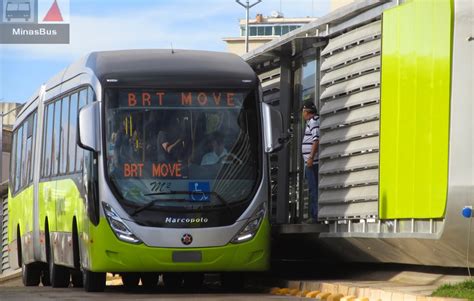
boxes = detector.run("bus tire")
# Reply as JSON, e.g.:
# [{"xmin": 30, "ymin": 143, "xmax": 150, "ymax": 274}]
[
  {"xmin": 121, "ymin": 273, "xmax": 140, "ymax": 289},
  {"xmin": 83, "ymin": 270, "xmax": 106, "ymax": 292},
  {"xmin": 48, "ymin": 243, "xmax": 70, "ymax": 288},
  {"xmin": 22, "ymin": 262, "xmax": 41, "ymax": 286},
  {"xmin": 221, "ymin": 272, "xmax": 245, "ymax": 291},
  {"xmin": 182, "ymin": 273, "xmax": 204, "ymax": 290},
  {"xmin": 71, "ymin": 270, "xmax": 83, "ymax": 287},
  {"xmin": 41, "ymin": 267, "xmax": 51, "ymax": 286},
  {"xmin": 163, "ymin": 273, "xmax": 183, "ymax": 290},
  {"xmin": 140, "ymin": 273, "xmax": 159, "ymax": 289}
]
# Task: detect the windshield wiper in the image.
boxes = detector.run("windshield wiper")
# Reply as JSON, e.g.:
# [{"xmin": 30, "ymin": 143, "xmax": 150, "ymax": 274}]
[
  {"xmin": 131, "ymin": 196, "xmax": 187, "ymax": 216},
  {"xmin": 143, "ymin": 190, "xmax": 232, "ymax": 212}
]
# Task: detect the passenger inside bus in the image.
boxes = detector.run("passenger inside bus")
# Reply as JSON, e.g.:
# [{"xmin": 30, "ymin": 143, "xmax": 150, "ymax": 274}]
[
  {"xmin": 156, "ymin": 112, "xmax": 190, "ymax": 163},
  {"xmin": 201, "ymin": 132, "xmax": 228, "ymax": 165}
]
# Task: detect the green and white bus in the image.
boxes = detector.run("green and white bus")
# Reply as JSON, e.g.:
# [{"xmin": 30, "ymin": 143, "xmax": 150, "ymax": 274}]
[{"xmin": 8, "ymin": 50, "xmax": 280, "ymax": 292}]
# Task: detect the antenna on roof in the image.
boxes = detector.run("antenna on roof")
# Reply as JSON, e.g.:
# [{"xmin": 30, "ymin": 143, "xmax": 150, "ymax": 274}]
[{"xmin": 170, "ymin": 42, "xmax": 175, "ymax": 54}]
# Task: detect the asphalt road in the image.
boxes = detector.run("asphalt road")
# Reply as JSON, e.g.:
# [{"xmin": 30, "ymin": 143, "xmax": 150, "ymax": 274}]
[
  {"xmin": 0, "ymin": 286, "xmax": 297, "ymax": 301},
  {"xmin": 0, "ymin": 275, "xmax": 295, "ymax": 301}
]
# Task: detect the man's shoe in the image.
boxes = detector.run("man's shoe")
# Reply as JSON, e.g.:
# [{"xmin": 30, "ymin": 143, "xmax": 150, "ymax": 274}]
[{"xmin": 302, "ymin": 218, "xmax": 317, "ymax": 224}]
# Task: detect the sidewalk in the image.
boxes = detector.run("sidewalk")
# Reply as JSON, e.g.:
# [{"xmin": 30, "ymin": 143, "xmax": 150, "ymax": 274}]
[
  {"xmin": 0, "ymin": 269, "xmax": 21, "ymax": 287},
  {"xmin": 269, "ymin": 269, "xmax": 470, "ymax": 300}
]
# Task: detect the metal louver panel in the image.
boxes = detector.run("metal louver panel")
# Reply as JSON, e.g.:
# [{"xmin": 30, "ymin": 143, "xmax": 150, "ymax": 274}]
[
  {"xmin": 321, "ymin": 20, "xmax": 382, "ymax": 56},
  {"xmin": 318, "ymin": 201, "xmax": 378, "ymax": 219},
  {"xmin": 318, "ymin": 20, "xmax": 382, "ymax": 219},
  {"xmin": 321, "ymin": 56, "xmax": 380, "ymax": 86},
  {"xmin": 320, "ymin": 72, "xmax": 380, "ymax": 99},
  {"xmin": 320, "ymin": 88, "xmax": 380, "ymax": 114},
  {"xmin": 319, "ymin": 169, "xmax": 378, "ymax": 189},
  {"xmin": 320, "ymin": 120, "xmax": 379, "ymax": 144},
  {"xmin": 320, "ymin": 39, "xmax": 380, "ymax": 72},
  {"xmin": 319, "ymin": 185, "xmax": 378, "ymax": 203},
  {"xmin": 1, "ymin": 198, "xmax": 9, "ymax": 274},
  {"xmin": 319, "ymin": 153, "xmax": 379, "ymax": 175},
  {"xmin": 319, "ymin": 136, "xmax": 379, "ymax": 159},
  {"xmin": 320, "ymin": 104, "xmax": 379, "ymax": 130}
]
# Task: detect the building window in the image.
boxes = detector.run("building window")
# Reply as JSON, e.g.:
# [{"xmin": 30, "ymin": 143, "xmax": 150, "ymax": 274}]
[
  {"xmin": 265, "ymin": 26, "xmax": 272, "ymax": 35},
  {"xmin": 249, "ymin": 26, "xmax": 257, "ymax": 36},
  {"xmin": 274, "ymin": 26, "xmax": 281, "ymax": 35}
]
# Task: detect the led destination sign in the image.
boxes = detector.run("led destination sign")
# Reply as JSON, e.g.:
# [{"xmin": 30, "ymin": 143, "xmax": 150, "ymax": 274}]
[
  {"xmin": 123, "ymin": 162, "xmax": 184, "ymax": 178},
  {"xmin": 120, "ymin": 91, "xmax": 244, "ymax": 108}
]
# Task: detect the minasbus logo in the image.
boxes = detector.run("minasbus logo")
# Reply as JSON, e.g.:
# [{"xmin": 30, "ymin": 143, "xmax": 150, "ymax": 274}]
[
  {"xmin": 165, "ymin": 217, "xmax": 209, "ymax": 224},
  {"xmin": 1, "ymin": 0, "xmax": 70, "ymax": 44}
]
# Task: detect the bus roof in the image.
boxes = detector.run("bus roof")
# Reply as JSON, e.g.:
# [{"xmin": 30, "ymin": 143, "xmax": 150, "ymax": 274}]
[
  {"xmin": 15, "ymin": 49, "xmax": 258, "ymax": 127},
  {"xmin": 83, "ymin": 49, "xmax": 257, "ymax": 88}
]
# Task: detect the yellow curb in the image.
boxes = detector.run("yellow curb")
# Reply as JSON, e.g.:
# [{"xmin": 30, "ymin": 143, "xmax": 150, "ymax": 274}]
[
  {"xmin": 316, "ymin": 292, "xmax": 332, "ymax": 300},
  {"xmin": 277, "ymin": 288, "xmax": 290, "ymax": 295},
  {"xmin": 288, "ymin": 288, "xmax": 300, "ymax": 296},
  {"xmin": 306, "ymin": 290, "xmax": 321, "ymax": 298},
  {"xmin": 299, "ymin": 290, "xmax": 310, "ymax": 297},
  {"xmin": 269, "ymin": 287, "xmax": 280, "ymax": 294},
  {"xmin": 340, "ymin": 296, "xmax": 357, "ymax": 301},
  {"xmin": 328, "ymin": 293, "xmax": 345, "ymax": 301}
]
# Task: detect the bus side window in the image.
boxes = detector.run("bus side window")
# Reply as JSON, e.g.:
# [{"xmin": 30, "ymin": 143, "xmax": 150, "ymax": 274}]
[
  {"xmin": 76, "ymin": 89, "xmax": 88, "ymax": 171},
  {"xmin": 68, "ymin": 92, "xmax": 78, "ymax": 173},
  {"xmin": 10, "ymin": 130, "xmax": 17, "ymax": 191},
  {"xmin": 84, "ymin": 150, "xmax": 99, "ymax": 225},
  {"xmin": 20, "ymin": 119, "xmax": 28, "ymax": 188},
  {"xmin": 84, "ymin": 86, "xmax": 99, "ymax": 225},
  {"xmin": 43, "ymin": 103, "xmax": 54, "ymax": 178},
  {"xmin": 59, "ymin": 96, "xmax": 70, "ymax": 174},
  {"xmin": 29, "ymin": 112, "xmax": 37, "ymax": 183},
  {"xmin": 14, "ymin": 125, "xmax": 23, "ymax": 192},
  {"xmin": 52, "ymin": 100, "xmax": 61, "ymax": 176}
]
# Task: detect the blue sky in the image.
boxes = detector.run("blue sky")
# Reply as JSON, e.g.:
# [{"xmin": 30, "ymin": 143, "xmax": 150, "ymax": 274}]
[{"xmin": 0, "ymin": 0, "xmax": 329, "ymax": 103}]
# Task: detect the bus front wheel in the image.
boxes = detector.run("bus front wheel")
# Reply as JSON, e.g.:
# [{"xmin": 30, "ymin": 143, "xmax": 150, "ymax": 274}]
[
  {"xmin": 21, "ymin": 262, "xmax": 41, "ymax": 286},
  {"xmin": 83, "ymin": 270, "xmax": 105, "ymax": 292},
  {"xmin": 140, "ymin": 273, "xmax": 159, "ymax": 289},
  {"xmin": 121, "ymin": 273, "xmax": 140, "ymax": 289}
]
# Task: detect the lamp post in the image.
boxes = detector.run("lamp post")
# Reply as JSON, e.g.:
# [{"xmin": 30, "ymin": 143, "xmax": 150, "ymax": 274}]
[{"xmin": 236, "ymin": 0, "xmax": 262, "ymax": 53}]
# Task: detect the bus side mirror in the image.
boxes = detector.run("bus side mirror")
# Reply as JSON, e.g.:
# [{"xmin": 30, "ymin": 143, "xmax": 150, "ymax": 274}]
[
  {"xmin": 78, "ymin": 102, "xmax": 101, "ymax": 153},
  {"xmin": 262, "ymin": 102, "xmax": 286, "ymax": 153}
]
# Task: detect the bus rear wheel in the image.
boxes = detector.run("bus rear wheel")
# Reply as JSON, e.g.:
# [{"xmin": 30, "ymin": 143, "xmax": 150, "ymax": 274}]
[
  {"xmin": 71, "ymin": 270, "xmax": 83, "ymax": 287},
  {"xmin": 48, "ymin": 246, "xmax": 70, "ymax": 288},
  {"xmin": 41, "ymin": 267, "xmax": 51, "ymax": 286},
  {"xmin": 22, "ymin": 262, "xmax": 41, "ymax": 286},
  {"xmin": 83, "ymin": 270, "xmax": 105, "ymax": 292}
]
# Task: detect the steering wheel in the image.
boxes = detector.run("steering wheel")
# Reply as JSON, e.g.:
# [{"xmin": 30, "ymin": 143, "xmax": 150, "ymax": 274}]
[{"xmin": 218, "ymin": 153, "xmax": 243, "ymax": 165}]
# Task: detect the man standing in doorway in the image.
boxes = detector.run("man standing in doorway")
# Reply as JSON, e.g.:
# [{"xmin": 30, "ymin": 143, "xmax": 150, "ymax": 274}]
[{"xmin": 301, "ymin": 100, "xmax": 319, "ymax": 223}]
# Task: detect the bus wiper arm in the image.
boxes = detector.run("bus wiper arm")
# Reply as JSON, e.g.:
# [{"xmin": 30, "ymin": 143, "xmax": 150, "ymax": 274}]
[
  {"xmin": 131, "ymin": 197, "xmax": 187, "ymax": 216},
  {"xmin": 144, "ymin": 190, "xmax": 231, "ymax": 211}
]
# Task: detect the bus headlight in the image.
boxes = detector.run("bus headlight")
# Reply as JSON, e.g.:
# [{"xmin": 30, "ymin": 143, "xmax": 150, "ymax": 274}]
[
  {"xmin": 102, "ymin": 202, "xmax": 141, "ymax": 244},
  {"xmin": 232, "ymin": 202, "xmax": 266, "ymax": 244}
]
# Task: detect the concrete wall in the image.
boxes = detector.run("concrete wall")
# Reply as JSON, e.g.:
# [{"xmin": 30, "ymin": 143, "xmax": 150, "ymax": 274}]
[{"xmin": 224, "ymin": 38, "xmax": 273, "ymax": 56}]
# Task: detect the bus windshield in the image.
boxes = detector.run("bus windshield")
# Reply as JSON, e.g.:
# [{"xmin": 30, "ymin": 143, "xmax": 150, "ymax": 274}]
[{"xmin": 104, "ymin": 88, "xmax": 260, "ymax": 219}]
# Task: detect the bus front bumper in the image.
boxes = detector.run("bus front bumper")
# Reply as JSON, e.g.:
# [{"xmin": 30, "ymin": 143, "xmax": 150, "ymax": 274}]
[{"xmin": 85, "ymin": 218, "xmax": 270, "ymax": 272}]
